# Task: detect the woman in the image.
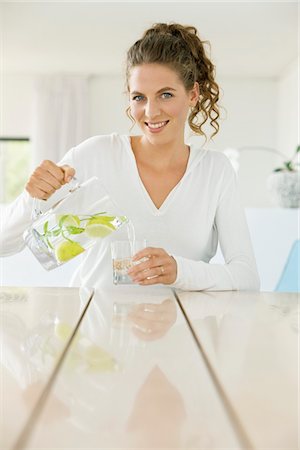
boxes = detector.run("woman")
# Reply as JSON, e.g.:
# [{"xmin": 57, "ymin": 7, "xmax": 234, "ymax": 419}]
[{"xmin": 1, "ymin": 23, "xmax": 260, "ymax": 291}]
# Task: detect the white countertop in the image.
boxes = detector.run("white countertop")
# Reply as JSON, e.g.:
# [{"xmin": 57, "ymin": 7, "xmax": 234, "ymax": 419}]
[
  {"xmin": 0, "ymin": 286, "xmax": 298, "ymax": 450},
  {"xmin": 175, "ymin": 290, "xmax": 298, "ymax": 449},
  {"xmin": 0, "ymin": 287, "xmax": 93, "ymax": 450}
]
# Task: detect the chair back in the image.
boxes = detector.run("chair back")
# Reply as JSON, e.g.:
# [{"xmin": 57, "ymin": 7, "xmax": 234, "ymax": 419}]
[{"xmin": 275, "ymin": 240, "xmax": 300, "ymax": 292}]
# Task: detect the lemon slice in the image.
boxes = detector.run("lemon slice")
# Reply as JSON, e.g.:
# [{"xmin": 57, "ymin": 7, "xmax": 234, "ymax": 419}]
[
  {"xmin": 55, "ymin": 321, "xmax": 81, "ymax": 345},
  {"xmin": 84, "ymin": 344, "xmax": 116, "ymax": 371},
  {"xmin": 55, "ymin": 322, "xmax": 73, "ymax": 341},
  {"xmin": 55, "ymin": 241, "xmax": 85, "ymax": 262},
  {"xmin": 85, "ymin": 223, "xmax": 114, "ymax": 238},
  {"xmin": 56, "ymin": 214, "xmax": 81, "ymax": 227},
  {"xmin": 87, "ymin": 216, "xmax": 116, "ymax": 227}
]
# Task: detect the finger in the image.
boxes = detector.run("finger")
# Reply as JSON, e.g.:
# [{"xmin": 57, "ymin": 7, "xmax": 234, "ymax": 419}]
[
  {"xmin": 131, "ymin": 327, "xmax": 167, "ymax": 341},
  {"xmin": 132, "ymin": 247, "xmax": 165, "ymax": 262},
  {"xmin": 25, "ymin": 160, "xmax": 72, "ymax": 200},
  {"xmin": 61, "ymin": 165, "xmax": 76, "ymax": 183},
  {"xmin": 132, "ymin": 312, "xmax": 170, "ymax": 325},
  {"xmin": 128, "ymin": 309, "xmax": 164, "ymax": 324},
  {"xmin": 136, "ymin": 275, "xmax": 163, "ymax": 286},
  {"xmin": 129, "ymin": 315, "xmax": 162, "ymax": 331},
  {"xmin": 33, "ymin": 166, "xmax": 65, "ymax": 190},
  {"xmin": 132, "ymin": 266, "xmax": 164, "ymax": 283},
  {"xmin": 40, "ymin": 160, "xmax": 66, "ymax": 183},
  {"xmin": 30, "ymin": 170, "xmax": 63, "ymax": 192},
  {"xmin": 26, "ymin": 176, "xmax": 56, "ymax": 198},
  {"xmin": 26, "ymin": 185, "xmax": 52, "ymax": 200},
  {"xmin": 33, "ymin": 175, "xmax": 60, "ymax": 192},
  {"xmin": 128, "ymin": 256, "xmax": 165, "ymax": 277},
  {"xmin": 129, "ymin": 303, "xmax": 158, "ymax": 315}
]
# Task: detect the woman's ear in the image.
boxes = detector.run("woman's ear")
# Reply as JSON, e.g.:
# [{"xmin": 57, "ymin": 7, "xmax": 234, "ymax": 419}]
[{"xmin": 189, "ymin": 82, "xmax": 200, "ymax": 107}]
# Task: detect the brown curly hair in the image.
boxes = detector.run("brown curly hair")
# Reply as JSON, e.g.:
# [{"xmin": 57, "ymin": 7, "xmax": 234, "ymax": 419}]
[{"xmin": 126, "ymin": 22, "xmax": 220, "ymax": 140}]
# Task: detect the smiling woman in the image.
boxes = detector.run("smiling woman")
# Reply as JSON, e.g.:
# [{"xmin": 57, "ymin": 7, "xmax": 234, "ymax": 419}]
[
  {"xmin": 126, "ymin": 23, "xmax": 220, "ymax": 140},
  {"xmin": 128, "ymin": 65, "xmax": 198, "ymax": 142},
  {"xmin": 1, "ymin": 22, "xmax": 260, "ymax": 292}
]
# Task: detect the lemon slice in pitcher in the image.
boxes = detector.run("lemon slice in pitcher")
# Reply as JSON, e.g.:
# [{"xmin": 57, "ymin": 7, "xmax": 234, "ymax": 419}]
[
  {"xmin": 85, "ymin": 223, "xmax": 114, "ymax": 238},
  {"xmin": 85, "ymin": 216, "xmax": 115, "ymax": 238},
  {"xmin": 56, "ymin": 214, "xmax": 81, "ymax": 227},
  {"xmin": 55, "ymin": 241, "xmax": 85, "ymax": 262}
]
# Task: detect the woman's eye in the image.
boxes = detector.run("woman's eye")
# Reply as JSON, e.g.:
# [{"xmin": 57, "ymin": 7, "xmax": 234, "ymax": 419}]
[
  {"xmin": 161, "ymin": 92, "xmax": 173, "ymax": 99},
  {"xmin": 132, "ymin": 95, "xmax": 144, "ymax": 102}
]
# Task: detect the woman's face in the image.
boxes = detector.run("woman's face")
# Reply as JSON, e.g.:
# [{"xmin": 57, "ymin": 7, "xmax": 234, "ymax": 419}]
[{"xmin": 128, "ymin": 63, "xmax": 199, "ymax": 145}]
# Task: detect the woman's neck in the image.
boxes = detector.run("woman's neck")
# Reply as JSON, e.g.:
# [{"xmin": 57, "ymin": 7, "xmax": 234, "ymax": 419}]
[{"xmin": 131, "ymin": 135, "xmax": 189, "ymax": 171}]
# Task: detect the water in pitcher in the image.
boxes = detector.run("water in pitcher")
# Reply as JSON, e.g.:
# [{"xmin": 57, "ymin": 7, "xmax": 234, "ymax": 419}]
[
  {"xmin": 23, "ymin": 177, "xmax": 130, "ymax": 270},
  {"xmin": 24, "ymin": 210, "xmax": 128, "ymax": 270}
]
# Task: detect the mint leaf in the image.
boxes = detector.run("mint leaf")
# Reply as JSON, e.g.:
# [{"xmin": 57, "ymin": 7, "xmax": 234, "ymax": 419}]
[
  {"xmin": 43, "ymin": 221, "xmax": 49, "ymax": 234},
  {"xmin": 66, "ymin": 226, "xmax": 85, "ymax": 235}
]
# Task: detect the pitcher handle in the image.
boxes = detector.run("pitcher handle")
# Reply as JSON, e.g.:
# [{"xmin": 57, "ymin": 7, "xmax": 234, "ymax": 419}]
[{"xmin": 31, "ymin": 176, "xmax": 79, "ymax": 221}]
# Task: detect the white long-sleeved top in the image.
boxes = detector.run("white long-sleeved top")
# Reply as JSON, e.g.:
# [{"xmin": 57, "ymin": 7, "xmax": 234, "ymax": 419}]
[{"xmin": 0, "ymin": 133, "xmax": 260, "ymax": 291}]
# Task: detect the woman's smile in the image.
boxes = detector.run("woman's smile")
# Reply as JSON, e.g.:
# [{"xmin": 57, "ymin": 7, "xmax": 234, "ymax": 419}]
[
  {"xmin": 128, "ymin": 63, "xmax": 197, "ymax": 144},
  {"xmin": 145, "ymin": 120, "xmax": 170, "ymax": 132}
]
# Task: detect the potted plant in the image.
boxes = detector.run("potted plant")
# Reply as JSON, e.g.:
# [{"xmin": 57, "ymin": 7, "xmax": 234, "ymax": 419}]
[
  {"xmin": 267, "ymin": 145, "xmax": 300, "ymax": 208},
  {"xmin": 223, "ymin": 145, "xmax": 300, "ymax": 208}
]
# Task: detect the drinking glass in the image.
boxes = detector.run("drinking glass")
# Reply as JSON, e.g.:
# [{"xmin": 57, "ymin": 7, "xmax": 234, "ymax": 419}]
[{"xmin": 111, "ymin": 240, "xmax": 147, "ymax": 285}]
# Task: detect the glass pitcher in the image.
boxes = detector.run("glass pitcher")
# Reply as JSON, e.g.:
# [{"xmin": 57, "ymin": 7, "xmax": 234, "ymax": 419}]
[{"xmin": 23, "ymin": 176, "xmax": 128, "ymax": 270}]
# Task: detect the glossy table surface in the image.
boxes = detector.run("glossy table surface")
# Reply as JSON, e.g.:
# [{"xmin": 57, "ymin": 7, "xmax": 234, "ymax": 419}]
[
  {"xmin": 175, "ymin": 290, "xmax": 299, "ymax": 450},
  {"xmin": 0, "ymin": 287, "xmax": 94, "ymax": 450},
  {"xmin": 0, "ymin": 286, "xmax": 298, "ymax": 450}
]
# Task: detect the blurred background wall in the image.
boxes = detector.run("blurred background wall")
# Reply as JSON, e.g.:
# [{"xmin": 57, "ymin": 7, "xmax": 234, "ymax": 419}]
[
  {"xmin": 1, "ymin": 1, "xmax": 298, "ymax": 290},
  {"xmin": 1, "ymin": 1, "xmax": 298, "ymax": 208}
]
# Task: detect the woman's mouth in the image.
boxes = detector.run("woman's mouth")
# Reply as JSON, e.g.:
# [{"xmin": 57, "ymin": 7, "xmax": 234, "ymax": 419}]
[{"xmin": 145, "ymin": 120, "xmax": 169, "ymax": 132}]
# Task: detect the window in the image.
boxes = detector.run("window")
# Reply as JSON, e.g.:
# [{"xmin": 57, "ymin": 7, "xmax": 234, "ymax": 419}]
[{"xmin": 0, "ymin": 138, "xmax": 32, "ymax": 204}]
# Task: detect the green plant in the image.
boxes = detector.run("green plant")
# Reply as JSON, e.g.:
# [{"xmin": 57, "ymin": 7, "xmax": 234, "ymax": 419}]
[
  {"xmin": 234, "ymin": 144, "xmax": 300, "ymax": 172},
  {"xmin": 273, "ymin": 145, "xmax": 300, "ymax": 172}
]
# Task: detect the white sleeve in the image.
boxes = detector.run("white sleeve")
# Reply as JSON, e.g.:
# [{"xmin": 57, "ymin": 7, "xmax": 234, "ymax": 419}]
[
  {"xmin": 171, "ymin": 169, "xmax": 260, "ymax": 291},
  {"xmin": 0, "ymin": 148, "xmax": 76, "ymax": 257},
  {"xmin": 0, "ymin": 191, "xmax": 34, "ymax": 256}
]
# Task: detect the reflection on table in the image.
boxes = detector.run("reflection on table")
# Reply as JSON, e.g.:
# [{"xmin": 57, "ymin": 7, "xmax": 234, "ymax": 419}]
[
  {"xmin": 176, "ymin": 290, "xmax": 298, "ymax": 449},
  {"xmin": 2, "ymin": 286, "xmax": 296, "ymax": 450},
  {"xmin": 4, "ymin": 286, "xmax": 242, "ymax": 450},
  {"xmin": 0, "ymin": 287, "xmax": 93, "ymax": 450}
]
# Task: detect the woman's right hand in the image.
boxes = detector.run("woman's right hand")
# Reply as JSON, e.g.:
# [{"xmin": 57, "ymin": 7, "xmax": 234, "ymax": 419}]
[{"xmin": 25, "ymin": 160, "xmax": 76, "ymax": 200}]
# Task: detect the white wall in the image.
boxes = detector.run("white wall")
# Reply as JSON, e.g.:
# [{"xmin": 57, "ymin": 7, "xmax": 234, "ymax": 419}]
[
  {"xmin": 209, "ymin": 77, "xmax": 278, "ymax": 207},
  {"xmin": 89, "ymin": 75, "xmax": 130, "ymax": 136},
  {"xmin": 2, "ymin": 74, "xmax": 35, "ymax": 137},
  {"xmin": 277, "ymin": 58, "xmax": 299, "ymax": 161},
  {"xmin": 1, "ymin": 71, "xmax": 295, "ymax": 207}
]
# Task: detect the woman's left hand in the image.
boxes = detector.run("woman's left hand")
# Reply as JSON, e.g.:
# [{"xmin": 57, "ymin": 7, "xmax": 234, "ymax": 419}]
[{"xmin": 127, "ymin": 247, "xmax": 177, "ymax": 285}]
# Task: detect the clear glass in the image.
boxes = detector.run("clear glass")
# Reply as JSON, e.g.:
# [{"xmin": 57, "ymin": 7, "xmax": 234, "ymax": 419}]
[
  {"xmin": 111, "ymin": 240, "xmax": 147, "ymax": 285},
  {"xmin": 23, "ymin": 177, "xmax": 128, "ymax": 270}
]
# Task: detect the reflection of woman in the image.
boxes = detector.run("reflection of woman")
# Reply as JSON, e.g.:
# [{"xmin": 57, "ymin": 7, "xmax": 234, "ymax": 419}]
[
  {"xmin": 126, "ymin": 365, "xmax": 186, "ymax": 448},
  {"xmin": 1, "ymin": 23, "xmax": 260, "ymax": 291},
  {"xmin": 128, "ymin": 298, "xmax": 177, "ymax": 341},
  {"xmin": 0, "ymin": 310, "xmax": 69, "ymax": 441}
]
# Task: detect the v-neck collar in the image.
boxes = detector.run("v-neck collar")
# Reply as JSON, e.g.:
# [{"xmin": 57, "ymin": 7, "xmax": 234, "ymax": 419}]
[{"xmin": 123, "ymin": 135, "xmax": 204, "ymax": 215}]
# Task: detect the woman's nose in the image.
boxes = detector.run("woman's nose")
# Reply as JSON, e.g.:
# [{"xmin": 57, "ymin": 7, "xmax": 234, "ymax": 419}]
[{"xmin": 144, "ymin": 99, "xmax": 160, "ymax": 119}]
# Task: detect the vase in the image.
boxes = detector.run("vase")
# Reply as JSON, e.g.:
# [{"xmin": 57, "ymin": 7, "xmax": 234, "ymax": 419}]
[{"xmin": 266, "ymin": 171, "xmax": 300, "ymax": 208}]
